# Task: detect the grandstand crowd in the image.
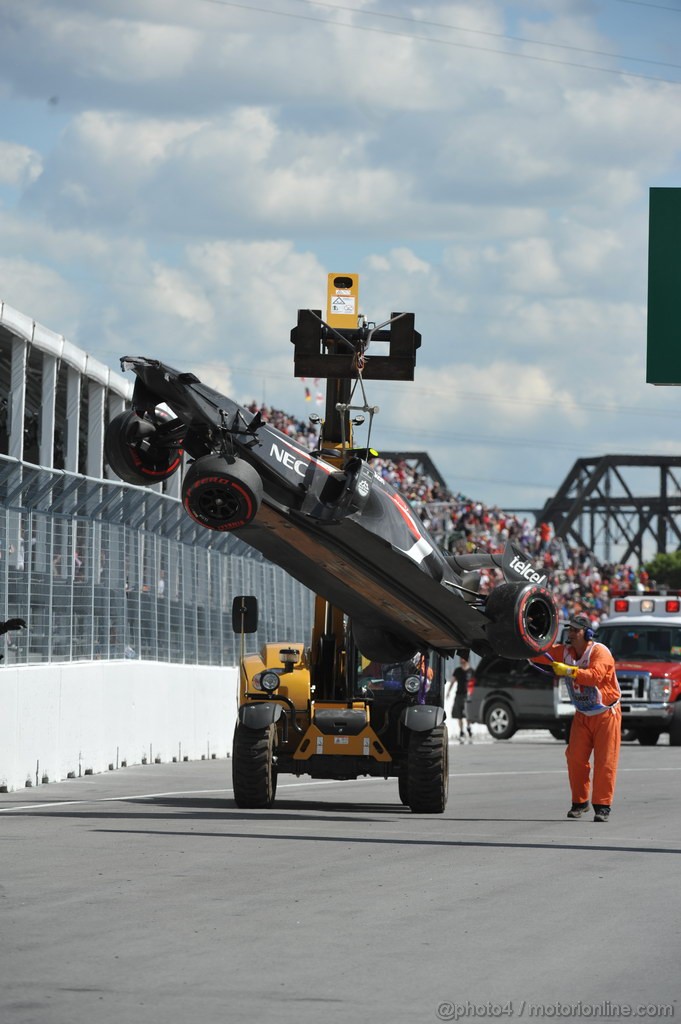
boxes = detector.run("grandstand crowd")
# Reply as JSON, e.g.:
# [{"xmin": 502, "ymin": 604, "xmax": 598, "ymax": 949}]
[{"xmin": 252, "ymin": 401, "xmax": 654, "ymax": 630}]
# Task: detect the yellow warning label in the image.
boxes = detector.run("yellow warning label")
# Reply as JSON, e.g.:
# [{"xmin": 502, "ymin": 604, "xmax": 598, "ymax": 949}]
[{"xmin": 327, "ymin": 273, "xmax": 359, "ymax": 329}]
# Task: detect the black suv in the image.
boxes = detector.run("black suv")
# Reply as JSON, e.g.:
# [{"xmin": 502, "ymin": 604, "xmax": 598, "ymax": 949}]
[{"xmin": 466, "ymin": 655, "xmax": 574, "ymax": 740}]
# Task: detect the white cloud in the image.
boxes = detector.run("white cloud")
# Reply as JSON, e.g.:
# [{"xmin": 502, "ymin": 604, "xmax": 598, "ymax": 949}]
[
  {"xmin": 0, "ymin": 142, "xmax": 42, "ymax": 186},
  {"xmin": 497, "ymin": 237, "xmax": 564, "ymax": 294},
  {"xmin": 26, "ymin": 111, "xmax": 205, "ymax": 220},
  {"xmin": 368, "ymin": 248, "xmax": 430, "ymax": 275},
  {"xmin": 0, "ymin": 256, "xmax": 81, "ymax": 330},
  {"xmin": 5, "ymin": 4, "xmax": 201, "ymax": 85},
  {"xmin": 185, "ymin": 239, "xmax": 324, "ymax": 354},
  {"xmin": 146, "ymin": 265, "xmax": 213, "ymax": 325},
  {"xmin": 55, "ymin": 15, "xmax": 200, "ymax": 83}
]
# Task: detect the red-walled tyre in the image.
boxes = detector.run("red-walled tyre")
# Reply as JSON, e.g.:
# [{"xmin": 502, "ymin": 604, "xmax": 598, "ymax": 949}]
[
  {"xmin": 182, "ymin": 455, "xmax": 263, "ymax": 531},
  {"xmin": 484, "ymin": 582, "xmax": 558, "ymax": 659},
  {"xmin": 104, "ymin": 411, "xmax": 183, "ymax": 485}
]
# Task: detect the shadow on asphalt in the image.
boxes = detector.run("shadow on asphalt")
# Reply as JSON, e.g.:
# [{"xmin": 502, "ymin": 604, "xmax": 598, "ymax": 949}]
[
  {"xmin": 6, "ymin": 792, "xmax": 681, "ymax": 854},
  {"xmin": 88, "ymin": 825, "xmax": 681, "ymax": 856},
  {"xmin": 0, "ymin": 795, "xmax": 411, "ymax": 823}
]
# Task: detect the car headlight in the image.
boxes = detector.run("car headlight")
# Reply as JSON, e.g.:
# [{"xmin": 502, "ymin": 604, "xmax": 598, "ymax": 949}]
[
  {"xmin": 260, "ymin": 671, "xmax": 281, "ymax": 692},
  {"xmin": 403, "ymin": 675, "xmax": 421, "ymax": 695},
  {"xmin": 650, "ymin": 677, "xmax": 671, "ymax": 701}
]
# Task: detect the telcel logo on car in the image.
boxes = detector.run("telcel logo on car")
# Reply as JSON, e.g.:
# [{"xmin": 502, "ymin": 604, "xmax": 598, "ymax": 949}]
[{"xmin": 509, "ymin": 555, "xmax": 546, "ymax": 586}]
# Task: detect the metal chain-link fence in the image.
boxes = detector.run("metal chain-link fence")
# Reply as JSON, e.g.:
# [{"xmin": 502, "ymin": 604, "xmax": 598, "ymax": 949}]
[{"xmin": 0, "ymin": 456, "xmax": 313, "ymax": 666}]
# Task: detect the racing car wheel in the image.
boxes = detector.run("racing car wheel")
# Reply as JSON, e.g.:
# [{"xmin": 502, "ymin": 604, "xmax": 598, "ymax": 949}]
[
  {"xmin": 483, "ymin": 581, "xmax": 558, "ymax": 659},
  {"xmin": 182, "ymin": 455, "xmax": 263, "ymax": 531},
  {"xmin": 104, "ymin": 410, "xmax": 184, "ymax": 485}
]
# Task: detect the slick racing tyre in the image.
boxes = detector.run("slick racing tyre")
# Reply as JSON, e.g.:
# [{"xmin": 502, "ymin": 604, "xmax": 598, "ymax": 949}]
[
  {"xmin": 104, "ymin": 410, "xmax": 183, "ymax": 485},
  {"xmin": 182, "ymin": 455, "xmax": 263, "ymax": 531},
  {"xmin": 483, "ymin": 582, "xmax": 558, "ymax": 659}
]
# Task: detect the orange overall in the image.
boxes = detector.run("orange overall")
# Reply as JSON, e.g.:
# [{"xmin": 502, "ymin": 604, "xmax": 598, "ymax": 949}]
[{"xmin": 543, "ymin": 641, "xmax": 621, "ymax": 807}]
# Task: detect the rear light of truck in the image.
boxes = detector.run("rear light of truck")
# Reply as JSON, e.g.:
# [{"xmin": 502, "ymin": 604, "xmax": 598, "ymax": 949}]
[
  {"xmin": 467, "ymin": 676, "xmax": 475, "ymax": 696},
  {"xmin": 666, "ymin": 599, "xmax": 681, "ymax": 613},
  {"xmin": 613, "ymin": 599, "xmax": 629, "ymax": 613}
]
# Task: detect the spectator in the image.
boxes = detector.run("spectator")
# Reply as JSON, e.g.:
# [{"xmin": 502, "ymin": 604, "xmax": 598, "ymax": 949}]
[{"xmin": 446, "ymin": 654, "xmax": 473, "ymax": 743}]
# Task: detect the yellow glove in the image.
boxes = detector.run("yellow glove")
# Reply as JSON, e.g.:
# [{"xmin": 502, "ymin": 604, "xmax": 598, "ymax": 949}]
[{"xmin": 552, "ymin": 661, "xmax": 577, "ymax": 679}]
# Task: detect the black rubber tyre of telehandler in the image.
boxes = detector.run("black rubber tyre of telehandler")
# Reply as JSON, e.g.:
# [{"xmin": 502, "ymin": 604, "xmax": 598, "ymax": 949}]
[
  {"xmin": 104, "ymin": 410, "xmax": 183, "ymax": 485},
  {"xmin": 182, "ymin": 455, "xmax": 263, "ymax": 532},
  {"xmin": 406, "ymin": 724, "xmax": 449, "ymax": 814},
  {"xmin": 232, "ymin": 722, "xmax": 277, "ymax": 808}
]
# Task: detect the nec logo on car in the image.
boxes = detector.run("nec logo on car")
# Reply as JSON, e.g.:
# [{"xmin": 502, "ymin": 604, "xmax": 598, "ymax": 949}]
[
  {"xmin": 509, "ymin": 555, "xmax": 546, "ymax": 586},
  {"xmin": 270, "ymin": 443, "xmax": 307, "ymax": 478}
]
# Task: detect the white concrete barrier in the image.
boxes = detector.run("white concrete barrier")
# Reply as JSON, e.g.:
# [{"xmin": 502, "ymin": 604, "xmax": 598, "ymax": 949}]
[{"xmin": 0, "ymin": 661, "xmax": 238, "ymax": 792}]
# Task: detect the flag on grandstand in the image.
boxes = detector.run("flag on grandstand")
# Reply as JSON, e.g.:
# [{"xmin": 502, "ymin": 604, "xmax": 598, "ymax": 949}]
[{"xmin": 300, "ymin": 377, "xmax": 320, "ymax": 403}]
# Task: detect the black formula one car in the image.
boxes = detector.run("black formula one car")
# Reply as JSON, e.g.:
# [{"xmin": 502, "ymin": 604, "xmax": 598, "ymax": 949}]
[{"xmin": 105, "ymin": 356, "xmax": 559, "ymax": 662}]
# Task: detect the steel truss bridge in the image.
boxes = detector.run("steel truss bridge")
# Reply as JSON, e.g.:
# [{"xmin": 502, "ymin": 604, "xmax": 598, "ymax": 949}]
[{"xmin": 535, "ymin": 455, "xmax": 681, "ymax": 567}]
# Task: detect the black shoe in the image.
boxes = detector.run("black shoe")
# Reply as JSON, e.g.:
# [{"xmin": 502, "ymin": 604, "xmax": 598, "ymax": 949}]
[
  {"xmin": 593, "ymin": 804, "xmax": 611, "ymax": 822},
  {"xmin": 566, "ymin": 802, "xmax": 589, "ymax": 819}
]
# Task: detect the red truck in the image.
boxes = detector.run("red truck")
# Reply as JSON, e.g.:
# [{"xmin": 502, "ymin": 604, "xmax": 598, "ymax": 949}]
[{"xmin": 598, "ymin": 592, "xmax": 681, "ymax": 746}]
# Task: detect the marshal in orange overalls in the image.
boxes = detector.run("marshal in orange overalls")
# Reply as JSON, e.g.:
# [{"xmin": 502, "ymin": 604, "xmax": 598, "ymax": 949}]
[{"xmin": 541, "ymin": 640, "xmax": 621, "ymax": 807}]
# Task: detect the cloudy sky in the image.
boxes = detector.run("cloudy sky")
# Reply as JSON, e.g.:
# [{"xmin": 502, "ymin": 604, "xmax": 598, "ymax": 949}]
[{"xmin": 1, "ymin": 0, "xmax": 681, "ymax": 514}]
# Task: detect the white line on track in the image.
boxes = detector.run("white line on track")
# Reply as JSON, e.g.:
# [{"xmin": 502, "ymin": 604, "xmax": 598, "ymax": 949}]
[
  {"xmin": 1, "ymin": 763, "xmax": 679, "ymax": 814},
  {"xmin": 0, "ymin": 775, "xmax": 373, "ymax": 814}
]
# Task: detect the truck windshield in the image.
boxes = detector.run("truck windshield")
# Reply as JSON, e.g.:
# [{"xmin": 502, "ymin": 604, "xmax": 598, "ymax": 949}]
[{"xmin": 597, "ymin": 625, "xmax": 681, "ymax": 661}]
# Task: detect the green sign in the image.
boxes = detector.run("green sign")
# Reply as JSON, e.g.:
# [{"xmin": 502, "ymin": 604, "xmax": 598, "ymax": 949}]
[{"xmin": 647, "ymin": 187, "xmax": 681, "ymax": 385}]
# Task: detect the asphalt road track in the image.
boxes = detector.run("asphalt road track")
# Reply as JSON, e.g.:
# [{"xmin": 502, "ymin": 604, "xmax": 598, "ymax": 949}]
[{"xmin": 1, "ymin": 738, "xmax": 680, "ymax": 1024}]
